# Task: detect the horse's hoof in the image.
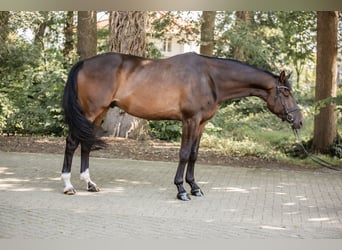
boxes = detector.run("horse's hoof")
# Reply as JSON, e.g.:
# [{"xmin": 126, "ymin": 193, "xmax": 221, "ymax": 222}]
[
  {"xmin": 87, "ymin": 182, "xmax": 100, "ymax": 192},
  {"xmin": 191, "ymin": 189, "xmax": 204, "ymax": 197},
  {"xmin": 64, "ymin": 188, "xmax": 76, "ymax": 195},
  {"xmin": 177, "ymin": 192, "xmax": 191, "ymax": 201}
]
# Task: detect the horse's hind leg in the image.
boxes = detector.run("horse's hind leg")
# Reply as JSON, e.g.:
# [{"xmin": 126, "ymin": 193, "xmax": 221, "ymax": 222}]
[
  {"xmin": 61, "ymin": 134, "xmax": 79, "ymax": 195},
  {"xmin": 80, "ymin": 144, "xmax": 100, "ymax": 192},
  {"xmin": 79, "ymin": 111, "xmax": 106, "ymax": 192}
]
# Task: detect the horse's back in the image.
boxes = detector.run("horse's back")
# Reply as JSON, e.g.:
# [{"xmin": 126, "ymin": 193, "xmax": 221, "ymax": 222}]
[{"xmin": 112, "ymin": 53, "xmax": 216, "ymax": 121}]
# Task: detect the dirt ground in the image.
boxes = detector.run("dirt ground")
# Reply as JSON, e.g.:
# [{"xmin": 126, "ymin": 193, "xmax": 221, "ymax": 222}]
[{"xmin": 0, "ymin": 135, "xmax": 311, "ymax": 171}]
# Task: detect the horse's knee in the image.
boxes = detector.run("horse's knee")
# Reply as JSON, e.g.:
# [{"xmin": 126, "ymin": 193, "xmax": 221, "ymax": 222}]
[
  {"xmin": 189, "ymin": 150, "xmax": 198, "ymax": 162},
  {"xmin": 179, "ymin": 148, "xmax": 191, "ymax": 163}
]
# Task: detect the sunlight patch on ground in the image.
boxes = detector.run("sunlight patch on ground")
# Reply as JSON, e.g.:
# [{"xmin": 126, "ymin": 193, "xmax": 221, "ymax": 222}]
[
  {"xmin": 0, "ymin": 167, "xmax": 14, "ymax": 175},
  {"xmin": 274, "ymin": 192, "xmax": 287, "ymax": 195},
  {"xmin": 71, "ymin": 209, "xmax": 87, "ymax": 214},
  {"xmin": 115, "ymin": 178, "xmax": 151, "ymax": 185},
  {"xmin": 284, "ymin": 211, "xmax": 299, "ymax": 215},
  {"xmin": 223, "ymin": 208, "xmax": 238, "ymax": 212},
  {"xmin": 296, "ymin": 195, "xmax": 308, "ymax": 201},
  {"xmin": 48, "ymin": 177, "xmax": 61, "ymax": 181},
  {"xmin": 0, "ymin": 177, "xmax": 30, "ymax": 190},
  {"xmin": 0, "ymin": 183, "xmax": 15, "ymax": 189},
  {"xmin": 0, "ymin": 178, "xmax": 29, "ymax": 183},
  {"xmin": 212, "ymin": 186, "xmax": 249, "ymax": 193},
  {"xmin": 98, "ymin": 187, "xmax": 125, "ymax": 194},
  {"xmin": 204, "ymin": 219, "xmax": 215, "ymax": 223},
  {"xmin": 282, "ymin": 202, "xmax": 296, "ymax": 206},
  {"xmin": 279, "ymin": 182, "xmax": 297, "ymax": 186},
  {"xmin": 115, "ymin": 178, "xmax": 128, "ymax": 182},
  {"xmin": 308, "ymin": 217, "xmax": 330, "ymax": 222},
  {"xmin": 11, "ymin": 188, "xmax": 35, "ymax": 192},
  {"xmin": 260, "ymin": 225, "xmax": 287, "ymax": 230},
  {"xmin": 0, "ymin": 167, "xmax": 9, "ymax": 174}
]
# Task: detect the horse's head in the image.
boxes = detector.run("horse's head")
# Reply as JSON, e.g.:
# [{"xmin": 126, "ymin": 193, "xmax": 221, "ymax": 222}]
[{"xmin": 267, "ymin": 71, "xmax": 303, "ymax": 129}]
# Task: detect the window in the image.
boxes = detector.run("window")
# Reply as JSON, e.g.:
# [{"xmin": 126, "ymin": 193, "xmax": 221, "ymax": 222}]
[{"xmin": 163, "ymin": 37, "xmax": 172, "ymax": 52}]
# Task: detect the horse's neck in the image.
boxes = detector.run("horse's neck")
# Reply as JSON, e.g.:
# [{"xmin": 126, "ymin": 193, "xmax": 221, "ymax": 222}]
[{"xmin": 211, "ymin": 61, "xmax": 274, "ymax": 103}]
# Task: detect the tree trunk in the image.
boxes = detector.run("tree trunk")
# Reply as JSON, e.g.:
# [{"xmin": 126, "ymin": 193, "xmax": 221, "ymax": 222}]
[
  {"xmin": 102, "ymin": 11, "xmax": 148, "ymax": 139},
  {"xmin": 63, "ymin": 11, "xmax": 74, "ymax": 66},
  {"xmin": 109, "ymin": 11, "xmax": 147, "ymax": 56},
  {"xmin": 77, "ymin": 11, "xmax": 97, "ymax": 60},
  {"xmin": 34, "ymin": 11, "xmax": 48, "ymax": 48},
  {"xmin": 313, "ymin": 11, "xmax": 338, "ymax": 153},
  {"xmin": 200, "ymin": 11, "xmax": 216, "ymax": 57},
  {"xmin": 232, "ymin": 11, "xmax": 249, "ymax": 61}
]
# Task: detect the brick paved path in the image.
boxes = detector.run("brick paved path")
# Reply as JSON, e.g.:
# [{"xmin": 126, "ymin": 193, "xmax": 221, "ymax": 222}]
[{"xmin": 0, "ymin": 151, "xmax": 341, "ymax": 239}]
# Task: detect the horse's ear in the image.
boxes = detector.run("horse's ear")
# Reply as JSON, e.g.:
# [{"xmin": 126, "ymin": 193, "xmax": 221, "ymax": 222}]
[
  {"xmin": 279, "ymin": 71, "xmax": 286, "ymax": 83},
  {"xmin": 286, "ymin": 71, "xmax": 293, "ymax": 80}
]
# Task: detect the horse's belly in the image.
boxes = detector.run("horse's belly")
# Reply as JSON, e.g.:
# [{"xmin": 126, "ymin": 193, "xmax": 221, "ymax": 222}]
[{"xmin": 115, "ymin": 96, "xmax": 181, "ymax": 121}]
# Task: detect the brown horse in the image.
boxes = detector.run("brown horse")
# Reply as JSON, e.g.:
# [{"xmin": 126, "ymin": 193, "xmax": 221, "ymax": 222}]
[{"xmin": 61, "ymin": 52, "xmax": 303, "ymax": 201}]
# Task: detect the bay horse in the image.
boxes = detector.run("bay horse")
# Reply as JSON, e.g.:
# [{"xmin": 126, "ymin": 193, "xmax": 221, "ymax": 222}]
[{"xmin": 61, "ymin": 52, "xmax": 303, "ymax": 201}]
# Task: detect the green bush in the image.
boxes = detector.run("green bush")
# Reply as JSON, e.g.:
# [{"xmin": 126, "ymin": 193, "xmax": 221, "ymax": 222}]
[
  {"xmin": 0, "ymin": 38, "xmax": 67, "ymax": 135},
  {"xmin": 148, "ymin": 120, "xmax": 182, "ymax": 141}
]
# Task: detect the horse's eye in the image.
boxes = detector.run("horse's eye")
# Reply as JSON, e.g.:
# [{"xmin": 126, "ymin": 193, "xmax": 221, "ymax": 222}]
[{"xmin": 281, "ymin": 88, "xmax": 290, "ymax": 97}]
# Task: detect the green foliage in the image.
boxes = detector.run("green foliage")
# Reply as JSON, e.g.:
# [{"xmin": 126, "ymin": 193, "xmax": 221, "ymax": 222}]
[
  {"xmin": 150, "ymin": 11, "xmax": 200, "ymax": 41},
  {"xmin": 215, "ymin": 11, "xmax": 279, "ymax": 71},
  {"xmin": 0, "ymin": 92, "xmax": 15, "ymax": 130},
  {"xmin": 214, "ymin": 11, "xmax": 317, "ymax": 79},
  {"xmin": 201, "ymin": 108, "xmax": 295, "ymax": 160},
  {"xmin": 97, "ymin": 24, "xmax": 109, "ymax": 54},
  {"xmin": 148, "ymin": 120, "xmax": 182, "ymax": 141},
  {"xmin": 0, "ymin": 46, "xmax": 67, "ymax": 135},
  {"xmin": 146, "ymin": 42, "xmax": 163, "ymax": 59},
  {"xmin": 0, "ymin": 11, "xmax": 70, "ymax": 135}
]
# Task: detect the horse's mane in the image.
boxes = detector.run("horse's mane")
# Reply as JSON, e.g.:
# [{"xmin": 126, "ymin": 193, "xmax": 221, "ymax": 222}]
[{"xmin": 198, "ymin": 54, "xmax": 292, "ymax": 89}]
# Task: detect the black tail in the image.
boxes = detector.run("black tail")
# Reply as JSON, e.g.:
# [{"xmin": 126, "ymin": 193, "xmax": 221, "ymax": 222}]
[{"xmin": 62, "ymin": 61, "xmax": 105, "ymax": 151}]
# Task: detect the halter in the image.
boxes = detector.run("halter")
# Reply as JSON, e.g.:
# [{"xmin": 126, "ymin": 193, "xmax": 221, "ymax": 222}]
[{"xmin": 274, "ymin": 79, "xmax": 301, "ymax": 125}]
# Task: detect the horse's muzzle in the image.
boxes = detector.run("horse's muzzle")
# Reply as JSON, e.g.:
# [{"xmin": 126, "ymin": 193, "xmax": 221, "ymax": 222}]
[
  {"xmin": 290, "ymin": 114, "xmax": 303, "ymax": 129},
  {"xmin": 292, "ymin": 121, "xmax": 303, "ymax": 130}
]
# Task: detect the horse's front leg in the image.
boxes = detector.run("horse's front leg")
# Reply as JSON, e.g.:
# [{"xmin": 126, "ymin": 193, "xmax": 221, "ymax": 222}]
[
  {"xmin": 186, "ymin": 123, "xmax": 205, "ymax": 197},
  {"xmin": 80, "ymin": 144, "xmax": 100, "ymax": 192},
  {"xmin": 61, "ymin": 134, "xmax": 79, "ymax": 195},
  {"xmin": 174, "ymin": 119, "xmax": 199, "ymax": 201}
]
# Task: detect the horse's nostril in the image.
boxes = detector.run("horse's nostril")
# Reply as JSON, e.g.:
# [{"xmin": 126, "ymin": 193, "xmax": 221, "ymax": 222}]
[{"xmin": 299, "ymin": 121, "xmax": 303, "ymax": 127}]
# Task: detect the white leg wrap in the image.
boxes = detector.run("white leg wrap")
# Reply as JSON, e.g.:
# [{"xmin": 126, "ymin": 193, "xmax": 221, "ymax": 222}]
[
  {"xmin": 80, "ymin": 169, "xmax": 98, "ymax": 191},
  {"xmin": 80, "ymin": 169, "xmax": 94, "ymax": 189},
  {"xmin": 80, "ymin": 169, "xmax": 91, "ymax": 183},
  {"xmin": 61, "ymin": 172, "xmax": 74, "ymax": 192}
]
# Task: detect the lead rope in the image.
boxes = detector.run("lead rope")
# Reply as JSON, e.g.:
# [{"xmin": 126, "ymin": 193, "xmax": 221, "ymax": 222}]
[{"xmin": 292, "ymin": 128, "xmax": 341, "ymax": 171}]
